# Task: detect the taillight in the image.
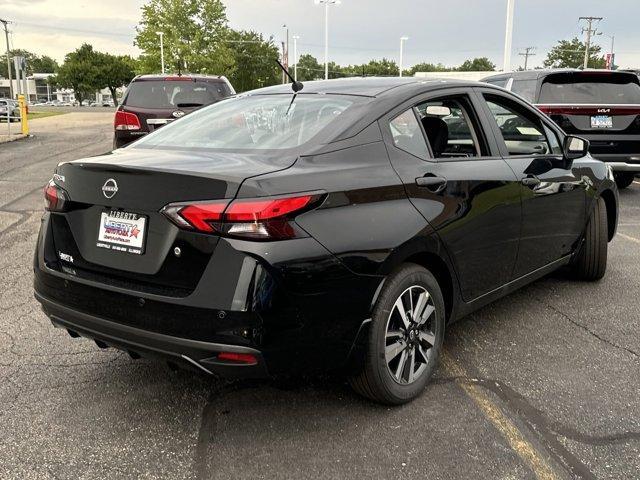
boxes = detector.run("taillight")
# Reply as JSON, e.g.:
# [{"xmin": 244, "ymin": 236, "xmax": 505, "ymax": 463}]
[
  {"xmin": 43, "ymin": 179, "xmax": 68, "ymax": 212},
  {"xmin": 161, "ymin": 193, "xmax": 322, "ymax": 240},
  {"xmin": 114, "ymin": 110, "xmax": 141, "ymax": 131},
  {"xmin": 217, "ymin": 352, "xmax": 257, "ymax": 364}
]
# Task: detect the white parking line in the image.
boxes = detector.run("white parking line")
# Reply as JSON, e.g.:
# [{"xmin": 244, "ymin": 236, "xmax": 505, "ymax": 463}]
[{"xmin": 619, "ymin": 233, "xmax": 640, "ymax": 245}]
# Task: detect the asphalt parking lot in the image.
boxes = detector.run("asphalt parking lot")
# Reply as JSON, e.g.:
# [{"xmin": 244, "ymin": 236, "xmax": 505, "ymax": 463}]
[{"xmin": 0, "ymin": 112, "xmax": 638, "ymax": 480}]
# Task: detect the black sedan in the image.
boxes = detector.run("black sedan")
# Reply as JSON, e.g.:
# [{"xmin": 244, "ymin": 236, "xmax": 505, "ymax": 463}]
[{"xmin": 34, "ymin": 77, "xmax": 618, "ymax": 404}]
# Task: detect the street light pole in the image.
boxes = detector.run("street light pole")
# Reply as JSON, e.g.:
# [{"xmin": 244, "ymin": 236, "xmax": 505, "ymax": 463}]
[
  {"xmin": 293, "ymin": 35, "xmax": 300, "ymax": 81},
  {"xmin": 399, "ymin": 36, "xmax": 408, "ymax": 77},
  {"xmin": 315, "ymin": 0, "xmax": 341, "ymax": 80},
  {"xmin": 503, "ymin": 0, "xmax": 515, "ymax": 72},
  {"xmin": 156, "ymin": 32, "xmax": 165, "ymax": 74}
]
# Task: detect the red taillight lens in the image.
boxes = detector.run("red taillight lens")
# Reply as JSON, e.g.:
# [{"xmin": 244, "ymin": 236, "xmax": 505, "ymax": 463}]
[
  {"xmin": 224, "ymin": 196, "xmax": 313, "ymax": 222},
  {"xmin": 114, "ymin": 110, "xmax": 141, "ymax": 131},
  {"xmin": 43, "ymin": 179, "xmax": 68, "ymax": 212},
  {"xmin": 161, "ymin": 193, "xmax": 322, "ymax": 240},
  {"xmin": 217, "ymin": 352, "xmax": 257, "ymax": 364},
  {"xmin": 176, "ymin": 201, "xmax": 228, "ymax": 232}
]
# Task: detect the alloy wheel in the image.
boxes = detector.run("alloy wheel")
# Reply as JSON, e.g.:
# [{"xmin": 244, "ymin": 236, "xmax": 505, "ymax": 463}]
[{"xmin": 384, "ymin": 285, "xmax": 437, "ymax": 385}]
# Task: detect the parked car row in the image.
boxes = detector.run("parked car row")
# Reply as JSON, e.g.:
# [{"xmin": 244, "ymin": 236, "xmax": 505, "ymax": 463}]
[
  {"xmin": 482, "ymin": 69, "xmax": 640, "ymax": 189},
  {"xmin": 0, "ymin": 99, "xmax": 20, "ymax": 121}
]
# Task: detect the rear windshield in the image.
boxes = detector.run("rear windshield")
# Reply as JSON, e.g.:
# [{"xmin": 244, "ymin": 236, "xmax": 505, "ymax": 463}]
[
  {"xmin": 124, "ymin": 80, "xmax": 231, "ymax": 109},
  {"xmin": 132, "ymin": 94, "xmax": 355, "ymax": 150},
  {"xmin": 539, "ymin": 74, "xmax": 640, "ymax": 104}
]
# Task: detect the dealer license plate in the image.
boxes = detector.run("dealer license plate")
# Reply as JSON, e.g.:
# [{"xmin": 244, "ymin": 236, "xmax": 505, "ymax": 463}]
[{"xmin": 96, "ymin": 210, "xmax": 147, "ymax": 255}]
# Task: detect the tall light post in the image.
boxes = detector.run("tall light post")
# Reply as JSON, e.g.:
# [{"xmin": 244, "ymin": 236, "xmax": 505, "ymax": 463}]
[
  {"xmin": 603, "ymin": 33, "xmax": 615, "ymax": 70},
  {"xmin": 292, "ymin": 35, "xmax": 300, "ymax": 81},
  {"xmin": 282, "ymin": 24, "xmax": 289, "ymax": 84},
  {"xmin": 503, "ymin": 0, "xmax": 515, "ymax": 72},
  {"xmin": 314, "ymin": 0, "xmax": 341, "ymax": 80},
  {"xmin": 156, "ymin": 31, "xmax": 165, "ymax": 74},
  {"xmin": 399, "ymin": 36, "xmax": 409, "ymax": 77}
]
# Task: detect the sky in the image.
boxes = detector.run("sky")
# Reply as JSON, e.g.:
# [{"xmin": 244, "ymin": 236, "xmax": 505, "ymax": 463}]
[{"xmin": 3, "ymin": 0, "xmax": 640, "ymax": 71}]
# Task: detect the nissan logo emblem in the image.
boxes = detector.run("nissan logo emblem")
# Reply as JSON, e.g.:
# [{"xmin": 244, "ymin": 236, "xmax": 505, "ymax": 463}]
[{"xmin": 102, "ymin": 178, "xmax": 118, "ymax": 199}]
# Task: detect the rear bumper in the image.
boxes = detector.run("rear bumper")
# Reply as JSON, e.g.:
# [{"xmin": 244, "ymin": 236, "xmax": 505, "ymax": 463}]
[
  {"xmin": 591, "ymin": 154, "xmax": 640, "ymax": 172},
  {"xmin": 37, "ymin": 291, "xmax": 269, "ymax": 378}
]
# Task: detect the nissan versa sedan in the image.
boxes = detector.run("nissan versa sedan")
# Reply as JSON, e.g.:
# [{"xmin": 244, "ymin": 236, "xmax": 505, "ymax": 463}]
[{"xmin": 34, "ymin": 77, "xmax": 618, "ymax": 404}]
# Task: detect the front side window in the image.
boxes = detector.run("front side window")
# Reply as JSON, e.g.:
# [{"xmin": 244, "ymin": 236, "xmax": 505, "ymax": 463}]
[
  {"xmin": 389, "ymin": 109, "xmax": 429, "ymax": 159},
  {"xmin": 132, "ymin": 94, "xmax": 355, "ymax": 150},
  {"xmin": 484, "ymin": 95, "xmax": 553, "ymax": 156}
]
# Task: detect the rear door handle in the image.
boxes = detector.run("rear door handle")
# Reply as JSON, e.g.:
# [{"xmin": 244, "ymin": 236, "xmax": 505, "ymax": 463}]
[
  {"xmin": 415, "ymin": 176, "xmax": 447, "ymax": 192},
  {"xmin": 521, "ymin": 176, "xmax": 541, "ymax": 187}
]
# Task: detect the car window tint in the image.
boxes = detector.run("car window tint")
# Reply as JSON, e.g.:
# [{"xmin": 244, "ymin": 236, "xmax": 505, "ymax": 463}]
[
  {"xmin": 510, "ymin": 79, "xmax": 537, "ymax": 102},
  {"xmin": 484, "ymin": 78, "xmax": 508, "ymax": 88},
  {"xmin": 484, "ymin": 95, "xmax": 553, "ymax": 156},
  {"xmin": 124, "ymin": 80, "xmax": 231, "ymax": 109},
  {"xmin": 415, "ymin": 98, "xmax": 482, "ymax": 158},
  {"xmin": 389, "ymin": 109, "xmax": 429, "ymax": 159},
  {"xmin": 133, "ymin": 95, "xmax": 355, "ymax": 150}
]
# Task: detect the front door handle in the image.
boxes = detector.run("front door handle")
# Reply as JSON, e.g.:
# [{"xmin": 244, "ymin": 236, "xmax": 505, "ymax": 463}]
[
  {"xmin": 416, "ymin": 175, "xmax": 447, "ymax": 192},
  {"xmin": 521, "ymin": 176, "xmax": 541, "ymax": 187}
]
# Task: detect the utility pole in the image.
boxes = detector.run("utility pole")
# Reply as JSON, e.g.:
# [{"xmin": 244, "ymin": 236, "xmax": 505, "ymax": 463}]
[
  {"xmin": 503, "ymin": 0, "xmax": 515, "ymax": 72},
  {"xmin": 0, "ymin": 18, "xmax": 13, "ymax": 99},
  {"xmin": 518, "ymin": 47, "xmax": 536, "ymax": 70},
  {"xmin": 292, "ymin": 35, "xmax": 300, "ymax": 81},
  {"xmin": 579, "ymin": 16, "xmax": 602, "ymax": 69}
]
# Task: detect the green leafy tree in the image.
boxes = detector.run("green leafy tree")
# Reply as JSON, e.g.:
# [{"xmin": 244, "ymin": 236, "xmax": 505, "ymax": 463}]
[
  {"xmin": 295, "ymin": 54, "xmax": 323, "ymax": 81},
  {"xmin": 51, "ymin": 44, "xmax": 103, "ymax": 104},
  {"xmin": 403, "ymin": 62, "xmax": 452, "ymax": 76},
  {"xmin": 227, "ymin": 30, "xmax": 280, "ymax": 92},
  {"xmin": 135, "ymin": 0, "xmax": 234, "ymax": 75},
  {"xmin": 457, "ymin": 57, "xmax": 496, "ymax": 71},
  {"xmin": 363, "ymin": 58, "xmax": 399, "ymax": 76},
  {"xmin": 543, "ymin": 37, "xmax": 606, "ymax": 69},
  {"xmin": 0, "ymin": 49, "xmax": 58, "ymax": 78},
  {"xmin": 97, "ymin": 54, "xmax": 137, "ymax": 106}
]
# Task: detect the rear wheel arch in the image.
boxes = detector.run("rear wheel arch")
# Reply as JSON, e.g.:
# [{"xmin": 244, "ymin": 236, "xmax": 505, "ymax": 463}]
[{"xmin": 599, "ymin": 189, "xmax": 617, "ymax": 241}]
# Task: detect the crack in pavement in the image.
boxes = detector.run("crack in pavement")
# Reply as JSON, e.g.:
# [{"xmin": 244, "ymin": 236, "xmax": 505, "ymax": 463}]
[{"xmin": 543, "ymin": 302, "xmax": 639, "ymax": 359}]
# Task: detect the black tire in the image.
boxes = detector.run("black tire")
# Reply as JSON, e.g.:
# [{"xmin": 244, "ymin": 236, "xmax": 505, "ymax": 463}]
[
  {"xmin": 614, "ymin": 172, "xmax": 634, "ymax": 189},
  {"xmin": 349, "ymin": 263, "xmax": 445, "ymax": 405},
  {"xmin": 573, "ymin": 197, "xmax": 607, "ymax": 281}
]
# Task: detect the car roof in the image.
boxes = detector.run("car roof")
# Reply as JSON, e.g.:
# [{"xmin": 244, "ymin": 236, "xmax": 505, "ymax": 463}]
[
  {"xmin": 245, "ymin": 76, "xmax": 481, "ymax": 98},
  {"xmin": 482, "ymin": 68, "xmax": 640, "ymax": 82}
]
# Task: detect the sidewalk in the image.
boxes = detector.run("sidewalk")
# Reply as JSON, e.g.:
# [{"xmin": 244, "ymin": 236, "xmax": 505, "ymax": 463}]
[{"xmin": 0, "ymin": 133, "xmax": 27, "ymax": 144}]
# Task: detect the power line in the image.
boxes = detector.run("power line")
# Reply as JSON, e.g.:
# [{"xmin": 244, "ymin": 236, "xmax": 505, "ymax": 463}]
[{"xmin": 518, "ymin": 46, "xmax": 536, "ymax": 70}]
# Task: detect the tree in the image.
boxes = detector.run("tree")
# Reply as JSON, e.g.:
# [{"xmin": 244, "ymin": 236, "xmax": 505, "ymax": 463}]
[
  {"xmin": 457, "ymin": 57, "xmax": 496, "ymax": 71},
  {"xmin": 52, "ymin": 44, "xmax": 102, "ymax": 105},
  {"xmin": 97, "ymin": 54, "xmax": 137, "ymax": 106},
  {"xmin": 0, "ymin": 49, "xmax": 58, "ymax": 78},
  {"xmin": 295, "ymin": 54, "xmax": 323, "ymax": 81},
  {"xmin": 403, "ymin": 62, "xmax": 452, "ymax": 76},
  {"xmin": 227, "ymin": 30, "xmax": 280, "ymax": 92},
  {"xmin": 543, "ymin": 37, "xmax": 606, "ymax": 69},
  {"xmin": 134, "ymin": 0, "xmax": 235, "ymax": 75}
]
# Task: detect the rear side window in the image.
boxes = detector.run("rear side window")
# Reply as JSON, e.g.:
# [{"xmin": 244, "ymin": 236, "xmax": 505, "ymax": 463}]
[
  {"xmin": 511, "ymin": 79, "xmax": 538, "ymax": 102},
  {"xmin": 539, "ymin": 74, "xmax": 640, "ymax": 104},
  {"xmin": 389, "ymin": 109, "xmax": 429, "ymax": 159},
  {"xmin": 124, "ymin": 80, "xmax": 231, "ymax": 109},
  {"xmin": 484, "ymin": 77, "xmax": 509, "ymax": 88}
]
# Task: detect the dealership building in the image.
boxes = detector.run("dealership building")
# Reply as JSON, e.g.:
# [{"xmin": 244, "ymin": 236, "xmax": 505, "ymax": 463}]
[{"xmin": 0, "ymin": 73, "xmax": 117, "ymax": 104}]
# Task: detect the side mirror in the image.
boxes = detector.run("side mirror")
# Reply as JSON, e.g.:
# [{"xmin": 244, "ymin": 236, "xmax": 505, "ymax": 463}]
[
  {"xmin": 563, "ymin": 135, "xmax": 589, "ymax": 160},
  {"xmin": 425, "ymin": 105, "xmax": 451, "ymax": 117}
]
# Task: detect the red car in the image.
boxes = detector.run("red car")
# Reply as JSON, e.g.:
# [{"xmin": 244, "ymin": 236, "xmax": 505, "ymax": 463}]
[{"xmin": 114, "ymin": 74, "xmax": 235, "ymax": 149}]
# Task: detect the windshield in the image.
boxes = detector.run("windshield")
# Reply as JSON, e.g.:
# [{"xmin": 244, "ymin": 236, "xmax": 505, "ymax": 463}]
[
  {"xmin": 132, "ymin": 94, "xmax": 355, "ymax": 150},
  {"xmin": 124, "ymin": 80, "xmax": 231, "ymax": 109},
  {"xmin": 540, "ymin": 74, "xmax": 640, "ymax": 104}
]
